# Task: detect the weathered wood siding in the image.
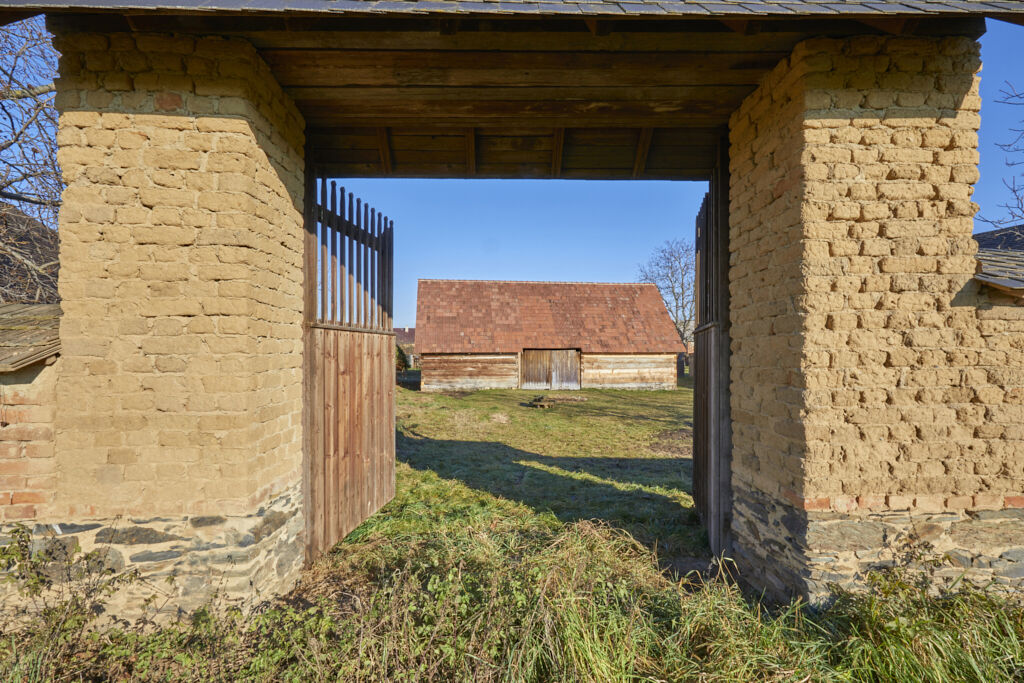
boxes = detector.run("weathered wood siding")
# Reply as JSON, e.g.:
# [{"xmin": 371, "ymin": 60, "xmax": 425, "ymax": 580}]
[
  {"xmin": 306, "ymin": 327, "xmax": 396, "ymax": 561},
  {"xmin": 580, "ymin": 353, "xmax": 677, "ymax": 389},
  {"xmin": 421, "ymin": 353, "xmax": 519, "ymax": 391}
]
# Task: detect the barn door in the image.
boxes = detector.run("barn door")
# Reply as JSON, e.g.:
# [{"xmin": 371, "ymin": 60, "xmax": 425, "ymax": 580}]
[
  {"xmin": 693, "ymin": 140, "xmax": 732, "ymax": 555},
  {"xmin": 550, "ymin": 350, "xmax": 581, "ymax": 390},
  {"xmin": 521, "ymin": 349, "xmax": 552, "ymax": 389},
  {"xmin": 302, "ymin": 170, "xmax": 396, "ymax": 563}
]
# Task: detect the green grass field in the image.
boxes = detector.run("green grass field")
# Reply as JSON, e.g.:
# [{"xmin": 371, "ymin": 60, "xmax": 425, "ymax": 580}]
[{"xmin": 4, "ymin": 381, "xmax": 1024, "ymax": 681}]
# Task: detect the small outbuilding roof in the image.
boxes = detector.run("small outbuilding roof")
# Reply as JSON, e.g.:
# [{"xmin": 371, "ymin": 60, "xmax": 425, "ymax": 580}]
[
  {"xmin": 976, "ymin": 249, "xmax": 1024, "ymax": 300},
  {"xmin": 416, "ymin": 279, "xmax": 686, "ymax": 354},
  {"xmin": 0, "ymin": 303, "xmax": 61, "ymax": 372}
]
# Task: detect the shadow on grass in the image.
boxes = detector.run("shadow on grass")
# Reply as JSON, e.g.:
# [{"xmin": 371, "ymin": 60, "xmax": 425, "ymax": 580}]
[{"xmin": 397, "ymin": 430, "xmax": 707, "ymax": 560}]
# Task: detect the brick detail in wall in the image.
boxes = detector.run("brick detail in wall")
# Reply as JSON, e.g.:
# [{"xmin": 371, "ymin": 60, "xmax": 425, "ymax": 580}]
[
  {"xmin": 50, "ymin": 30, "xmax": 306, "ymax": 519},
  {"xmin": 0, "ymin": 362, "xmax": 58, "ymax": 520}
]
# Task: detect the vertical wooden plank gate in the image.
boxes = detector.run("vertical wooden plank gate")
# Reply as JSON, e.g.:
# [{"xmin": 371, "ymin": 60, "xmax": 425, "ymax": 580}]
[
  {"xmin": 303, "ymin": 170, "xmax": 396, "ymax": 562},
  {"xmin": 693, "ymin": 139, "xmax": 732, "ymax": 556}
]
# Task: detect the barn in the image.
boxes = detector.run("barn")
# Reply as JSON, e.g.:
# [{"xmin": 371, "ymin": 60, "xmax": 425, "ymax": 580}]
[{"xmin": 416, "ymin": 280, "xmax": 686, "ymax": 391}]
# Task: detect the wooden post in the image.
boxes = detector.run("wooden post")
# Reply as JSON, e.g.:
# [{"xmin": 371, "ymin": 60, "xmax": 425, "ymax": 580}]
[{"xmin": 302, "ymin": 162, "xmax": 318, "ymax": 564}]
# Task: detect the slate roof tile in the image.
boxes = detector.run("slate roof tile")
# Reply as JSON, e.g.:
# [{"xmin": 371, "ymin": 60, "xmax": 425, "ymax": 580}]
[
  {"xmin": 416, "ymin": 280, "xmax": 686, "ymax": 354},
  {"xmin": 9, "ymin": 0, "xmax": 1024, "ymax": 15}
]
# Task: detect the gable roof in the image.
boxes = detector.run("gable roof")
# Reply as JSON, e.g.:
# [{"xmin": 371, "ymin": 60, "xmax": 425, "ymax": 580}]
[
  {"xmin": 0, "ymin": 303, "xmax": 61, "ymax": 372},
  {"xmin": 4, "ymin": 0, "xmax": 1023, "ymax": 18},
  {"xmin": 416, "ymin": 280, "xmax": 686, "ymax": 354},
  {"xmin": 976, "ymin": 248, "xmax": 1024, "ymax": 300}
]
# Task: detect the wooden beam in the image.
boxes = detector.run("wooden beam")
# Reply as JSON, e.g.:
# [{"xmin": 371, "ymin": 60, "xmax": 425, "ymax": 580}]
[
  {"xmin": 377, "ymin": 127, "xmax": 393, "ymax": 174},
  {"xmin": 551, "ymin": 128, "xmax": 564, "ymax": 179},
  {"xmin": 439, "ymin": 18, "xmax": 459, "ymax": 35},
  {"xmin": 263, "ymin": 50, "xmax": 787, "ymax": 88},
  {"xmin": 465, "ymin": 128, "xmax": 476, "ymax": 175},
  {"xmin": 633, "ymin": 127, "xmax": 653, "ymax": 179}
]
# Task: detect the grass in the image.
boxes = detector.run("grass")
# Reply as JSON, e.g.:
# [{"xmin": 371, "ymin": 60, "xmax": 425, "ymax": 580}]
[{"xmin": 2, "ymin": 379, "xmax": 1024, "ymax": 681}]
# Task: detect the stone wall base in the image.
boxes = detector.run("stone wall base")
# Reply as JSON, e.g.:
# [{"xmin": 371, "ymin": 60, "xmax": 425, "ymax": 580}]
[
  {"xmin": 2, "ymin": 482, "xmax": 304, "ymax": 621},
  {"xmin": 806, "ymin": 507, "xmax": 1024, "ymax": 596},
  {"xmin": 731, "ymin": 487, "xmax": 1024, "ymax": 602}
]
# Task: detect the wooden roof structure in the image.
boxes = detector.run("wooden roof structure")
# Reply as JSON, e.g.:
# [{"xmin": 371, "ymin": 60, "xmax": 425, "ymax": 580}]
[
  {"xmin": 976, "ymin": 248, "xmax": 1024, "ymax": 301},
  {"xmin": 7, "ymin": 2, "xmax": 1020, "ymax": 182},
  {"xmin": 0, "ymin": 303, "xmax": 61, "ymax": 372},
  {"xmin": 416, "ymin": 279, "xmax": 686, "ymax": 353}
]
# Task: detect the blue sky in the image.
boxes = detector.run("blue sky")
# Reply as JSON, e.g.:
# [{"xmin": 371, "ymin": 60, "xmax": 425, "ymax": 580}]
[{"xmin": 342, "ymin": 19, "xmax": 1024, "ymax": 328}]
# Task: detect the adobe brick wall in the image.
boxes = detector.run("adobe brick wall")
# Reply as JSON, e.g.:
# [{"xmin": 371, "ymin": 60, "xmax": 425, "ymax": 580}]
[
  {"xmin": 729, "ymin": 35, "xmax": 1024, "ymax": 597},
  {"xmin": 50, "ymin": 29, "xmax": 306, "ymax": 520},
  {"xmin": 0, "ymin": 361, "xmax": 57, "ymax": 521}
]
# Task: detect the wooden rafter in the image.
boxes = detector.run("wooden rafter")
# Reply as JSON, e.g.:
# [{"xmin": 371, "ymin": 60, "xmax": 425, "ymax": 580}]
[
  {"xmin": 857, "ymin": 17, "xmax": 915, "ymax": 34},
  {"xmin": 376, "ymin": 127, "xmax": 393, "ymax": 174},
  {"xmin": 551, "ymin": 128, "xmax": 565, "ymax": 179},
  {"xmin": 720, "ymin": 19, "xmax": 761, "ymax": 35},
  {"xmin": 465, "ymin": 127, "xmax": 476, "ymax": 175},
  {"xmin": 633, "ymin": 127, "xmax": 653, "ymax": 179},
  {"xmin": 583, "ymin": 18, "xmax": 609, "ymax": 36}
]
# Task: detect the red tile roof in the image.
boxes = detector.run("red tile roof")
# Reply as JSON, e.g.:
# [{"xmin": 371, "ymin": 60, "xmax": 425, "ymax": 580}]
[{"xmin": 416, "ymin": 280, "xmax": 686, "ymax": 354}]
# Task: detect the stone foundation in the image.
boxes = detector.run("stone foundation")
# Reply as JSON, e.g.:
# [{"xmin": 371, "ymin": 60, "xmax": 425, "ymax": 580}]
[
  {"xmin": 3, "ymin": 481, "xmax": 304, "ymax": 619},
  {"xmin": 732, "ymin": 488, "xmax": 1024, "ymax": 600}
]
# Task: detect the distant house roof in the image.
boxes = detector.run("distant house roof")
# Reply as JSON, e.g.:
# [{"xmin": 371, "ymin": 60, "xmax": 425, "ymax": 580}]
[
  {"xmin": 395, "ymin": 327, "xmax": 415, "ymax": 345},
  {"xmin": 975, "ymin": 225, "xmax": 1024, "ymax": 252},
  {"xmin": 3, "ymin": 0, "xmax": 1022, "ymax": 18},
  {"xmin": 416, "ymin": 280, "xmax": 685, "ymax": 354},
  {"xmin": 0, "ymin": 303, "xmax": 61, "ymax": 372},
  {"xmin": 0, "ymin": 204, "xmax": 59, "ymax": 305}
]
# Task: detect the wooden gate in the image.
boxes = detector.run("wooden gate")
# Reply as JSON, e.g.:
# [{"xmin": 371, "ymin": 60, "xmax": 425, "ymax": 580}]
[
  {"xmin": 693, "ymin": 140, "xmax": 732, "ymax": 555},
  {"xmin": 303, "ymin": 174, "xmax": 396, "ymax": 562},
  {"xmin": 521, "ymin": 349, "xmax": 580, "ymax": 389}
]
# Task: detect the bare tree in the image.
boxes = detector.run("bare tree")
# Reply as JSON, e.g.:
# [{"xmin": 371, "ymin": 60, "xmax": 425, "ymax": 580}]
[
  {"xmin": 0, "ymin": 16, "xmax": 61, "ymax": 303},
  {"xmin": 981, "ymin": 82, "xmax": 1024, "ymax": 227},
  {"xmin": 638, "ymin": 239, "xmax": 696, "ymax": 346},
  {"xmin": 1, "ymin": 15, "xmax": 61, "ymax": 228}
]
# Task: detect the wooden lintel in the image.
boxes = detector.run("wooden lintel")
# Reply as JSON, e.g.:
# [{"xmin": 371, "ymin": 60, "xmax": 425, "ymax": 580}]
[
  {"xmin": 465, "ymin": 127, "xmax": 476, "ymax": 175},
  {"xmin": 632, "ymin": 127, "xmax": 653, "ymax": 180},
  {"xmin": 551, "ymin": 127, "xmax": 565, "ymax": 179},
  {"xmin": 720, "ymin": 19, "xmax": 760, "ymax": 35},
  {"xmin": 376, "ymin": 127, "xmax": 393, "ymax": 174},
  {"xmin": 857, "ymin": 17, "xmax": 913, "ymax": 35}
]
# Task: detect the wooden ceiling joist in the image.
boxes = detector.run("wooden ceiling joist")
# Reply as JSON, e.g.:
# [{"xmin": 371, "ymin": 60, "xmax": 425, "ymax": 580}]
[
  {"xmin": 551, "ymin": 128, "xmax": 565, "ymax": 179},
  {"xmin": 377, "ymin": 127, "xmax": 393, "ymax": 174},
  {"xmin": 633, "ymin": 128, "xmax": 653, "ymax": 180},
  {"xmin": 465, "ymin": 128, "xmax": 476, "ymax": 175}
]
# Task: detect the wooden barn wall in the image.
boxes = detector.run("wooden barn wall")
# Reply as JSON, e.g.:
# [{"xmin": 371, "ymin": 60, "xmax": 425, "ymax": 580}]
[
  {"xmin": 306, "ymin": 328, "xmax": 396, "ymax": 560},
  {"xmin": 420, "ymin": 353, "xmax": 519, "ymax": 391},
  {"xmin": 580, "ymin": 353, "xmax": 677, "ymax": 389}
]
